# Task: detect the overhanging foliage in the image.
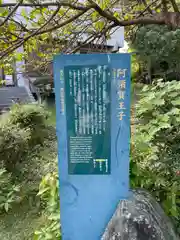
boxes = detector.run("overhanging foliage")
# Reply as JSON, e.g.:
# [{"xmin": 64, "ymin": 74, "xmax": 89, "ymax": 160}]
[
  {"xmin": 0, "ymin": 0, "xmax": 180, "ymax": 60},
  {"xmin": 133, "ymin": 25, "xmax": 180, "ymax": 67}
]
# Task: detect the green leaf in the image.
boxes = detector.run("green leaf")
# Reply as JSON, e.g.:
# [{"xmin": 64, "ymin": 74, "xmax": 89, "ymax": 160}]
[
  {"xmin": 95, "ymin": 21, "xmax": 105, "ymax": 31},
  {"xmin": 99, "ymin": 0, "xmax": 110, "ymax": 9},
  {"xmin": 91, "ymin": 11, "xmax": 98, "ymax": 21},
  {"xmin": 157, "ymin": 114, "xmax": 169, "ymax": 122},
  {"xmin": 172, "ymin": 99, "xmax": 180, "ymax": 105},
  {"xmin": 37, "ymin": 187, "xmax": 49, "ymax": 196},
  {"xmin": 175, "ymin": 117, "xmax": 180, "ymax": 122},
  {"xmin": 169, "ymin": 108, "xmax": 180, "ymax": 115},
  {"xmin": 15, "ymin": 53, "xmax": 23, "ymax": 61},
  {"xmin": 21, "ymin": 8, "xmax": 27, "ymax": 18},
  {"xmin": 114, "ymin": 12, "xmax": 119, "ymax": 18},
  {"xmin": 152, "ymin": 98, "xmax": 165, "ymax": 106},
  {"xmin": 33, "ymin": 234, "xmax": 39, "ymax": 240},
  {"xmin": 142, "ymin": 85, "xmax": 149, "ymax": 92},
  {"xmin": 4, "ymin": 202, "xmax": 9, "ymax": 212},
  {"xmin": 124, "ymin": 14, "xmax": 130, "ymax": 20},
  {"xmin": 0, "ymin": 9, "xmax": 9, "ymax": 17},
  {"xmin": 156, "ymin": 8, "xmax": 161, "ymax": 13},
  {"xmin": 159, "ymin": 122, "xmax": 171, "ymax": 129},
  {"xmin": 169, "ymin": 92, "xmax": 179, "ymax": 98}
]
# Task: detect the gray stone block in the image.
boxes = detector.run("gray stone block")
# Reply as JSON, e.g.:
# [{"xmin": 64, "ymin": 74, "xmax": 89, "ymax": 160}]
[{"xmin": 102, "ymin": 189, "xmax": 179, "ymax": 240}]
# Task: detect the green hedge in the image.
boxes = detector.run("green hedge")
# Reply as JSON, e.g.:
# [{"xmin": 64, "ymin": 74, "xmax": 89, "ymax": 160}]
[
  {"xmin": 131, "ymin": 79, "xmax": 180, "ymax": 233},
  {"xmin": 0, "ymin": 103, "xmax": 51, "ymax": 174}
]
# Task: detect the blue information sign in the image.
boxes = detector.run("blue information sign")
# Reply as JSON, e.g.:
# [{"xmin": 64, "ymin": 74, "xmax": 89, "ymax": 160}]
[{"xmin": 53, "ymin": 53, "xmax": 131, "ymax": 240}]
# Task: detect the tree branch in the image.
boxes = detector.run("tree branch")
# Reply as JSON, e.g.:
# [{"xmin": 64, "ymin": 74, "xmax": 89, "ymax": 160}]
[
  {"xmin": 169, "ymin": 0, "xmax": 179, "ymax": 12},
  {"xmin": 162, "ymin": 0, "xmax": 168, "ymax": 12},
  {"xmin": 35, "ymin": 6, "xmax": 61, "ymax": 34},
  {"xmin": 1, "ymin": 6, "xmax": 62, "ymax": 59},
  {"xmin": 0, "ymin": 0, "xmax": 23, "ymax": 27},
  {"xmin": 0, "ymin": 0, "xmax": 177, "ymax": 60},
  {"xmin": 35, "ymin": 9, "xmax": 89, "ymax": 35},
  {"xmin": 87, "ymin": 0, "xmax": 165, "ymax": 27},
  {"xmin": 0, "ymin": 9, "xmax": 89, "ymax": 59},
  {"xmin": 88, "ymin": 0, "xmax": 165, "ymax": 26},
  {"xmin": 141, "ymin": 0, "xmax": 153, "ymax": 14},
  {"xmin": 87, "ymin": 0, "xmax": 122, "ymax": 25},
  {"xmin": 70, "ymin": 23, "xmax": 116, "ymax": 53},
  {"xmin": 0, "ymin": 13, "xmax": 167, "ymax": 60},
  {"xmin": 0, "ymin": 2, "xmax": 91, "ymax": 11},
  {"xmin": 117, "ymin": 16, "xmax": 165, "ymax": 26},
  {"xmin": 10, "ymin": 18, "xmax": 29, "ymax": 32},
  {"xmin": 138, "ymin": 0, "xmax": 159, "ymax": 17}
]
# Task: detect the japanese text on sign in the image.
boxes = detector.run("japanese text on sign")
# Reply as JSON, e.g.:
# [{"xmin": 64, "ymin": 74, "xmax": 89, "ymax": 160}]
[
  {"xmin": 64, "ymin": 65, "xmax": 111, "ymax": 175},
  {"xmin": 113, "ymin": 68, "xmax": 127, "ymax": 121}
]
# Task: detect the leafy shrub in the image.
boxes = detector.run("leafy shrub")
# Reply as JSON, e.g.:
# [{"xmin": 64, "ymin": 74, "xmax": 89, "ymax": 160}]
[
  {"xmin": 34, "ymin": 172, "xmax": 61, "ymax": 240},
  {"xmin": 132, "ymin": 25, "xmax": 180, "ymax": 71},
  {"xmin": 0, "ymin": 168, "xmax": 20, "ymax": 213},
  {"xmin": 0, "ymin": 103, "xmax": 52, "ymax": 174},
  {"xmin": 7, "ymin": 104, "xmax": 50, "ymax": 146},
  {"xmin": 0, "ymin": 124, "xmax": 30, "ymax": 172},
  {"xmin": 131, "ymin": 79, "xmax": 180, "ymax": 233}
]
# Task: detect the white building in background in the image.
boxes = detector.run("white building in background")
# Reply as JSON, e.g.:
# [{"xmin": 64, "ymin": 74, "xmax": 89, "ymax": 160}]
[
  {"xmin": 119, "ymin": 41, "xmax": 129, "ymax": 53},
  {"xmin": 107, "ymin": 27, "xmax": 124, "ymax": 51}
]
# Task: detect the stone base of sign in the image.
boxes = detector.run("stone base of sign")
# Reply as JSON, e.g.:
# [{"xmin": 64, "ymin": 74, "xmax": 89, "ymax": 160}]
[{"xmin": 102, "ymin": 189, "xmax": 179, "ymax": 240}]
